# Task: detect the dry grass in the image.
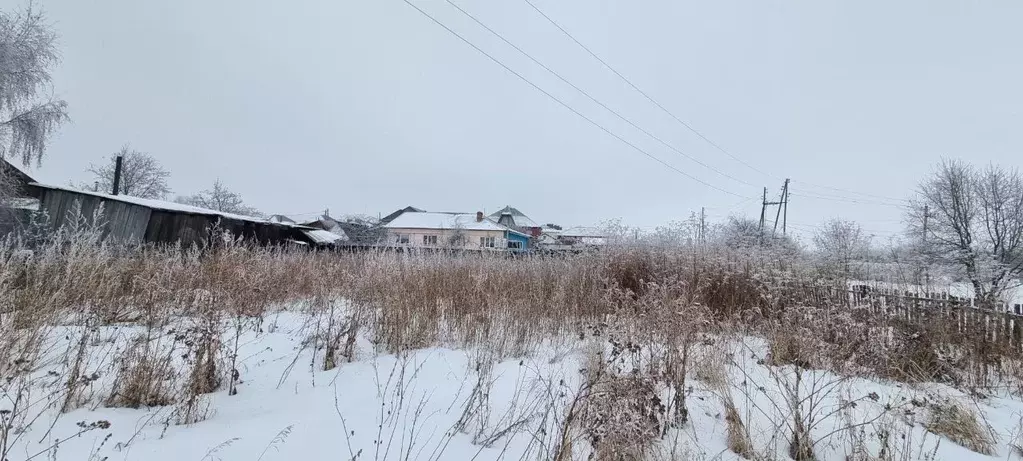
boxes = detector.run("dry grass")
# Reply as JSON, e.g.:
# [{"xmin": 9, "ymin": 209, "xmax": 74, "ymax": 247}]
[
  {"xmin": 1, "ymin": 224, "xmax": 1022, "ymax": 459},
  {"xmin": 105, "ymin": 337, "xmax": 175, "ymax": 409},
  {"xmin": 925, "ymin": 399, "xmax": 995, "ymax": 455},
  {"xmin": 723, "ymin": 398, "xmax": 755, "ymax": 459}
]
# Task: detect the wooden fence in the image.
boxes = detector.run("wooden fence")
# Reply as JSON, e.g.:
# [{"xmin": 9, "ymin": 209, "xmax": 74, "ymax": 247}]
[
  {"xmin": 837, "ymin": 284, "xmax": 1023, "ymax": 349},
  {"xmin": 783, "ymin": 282, "xmax": 1023, "ymax": 349}
]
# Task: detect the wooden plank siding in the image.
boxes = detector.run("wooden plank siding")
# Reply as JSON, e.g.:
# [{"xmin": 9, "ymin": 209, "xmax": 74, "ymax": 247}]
[
  {"xmin": 32, "ymin": 186, "xmax": 312, "ymax": 247},
  {"xmin": 39, "ymin": 189, "xmax": 151, "ymax": 242},
  {"xmin": 144, "ymin": 210, "xmax": 217, "ymax": 247}
]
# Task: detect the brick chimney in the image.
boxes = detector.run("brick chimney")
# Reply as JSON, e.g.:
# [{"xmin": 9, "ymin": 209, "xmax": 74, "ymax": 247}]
[{"xmin": 476, "ymin": 211, "xmax": 484, "ymax": 222}]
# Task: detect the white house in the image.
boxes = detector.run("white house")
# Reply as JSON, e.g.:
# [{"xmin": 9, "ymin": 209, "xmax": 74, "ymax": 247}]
[{"xmin": 383, "ymin": 211, "xmax": 530, "ymax": 251}]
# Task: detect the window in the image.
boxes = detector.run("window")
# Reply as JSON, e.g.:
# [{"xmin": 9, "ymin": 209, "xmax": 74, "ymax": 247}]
[
  {"xmin": 480, "ymin": 236, "xmax": 495, "ymax": 248},
  {"xmin": 423, "ymin": 235, "xmax": 438, "ymax": 245},
  {"xmin": 395, "ymin": 234, "xmax": 410, "ymax": 244},
  {"xmin": 507, "ymin": 240, "xmax": 522, "ymax": 250}
]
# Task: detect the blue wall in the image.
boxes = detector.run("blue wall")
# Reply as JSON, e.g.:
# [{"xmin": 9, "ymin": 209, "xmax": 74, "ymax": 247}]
[{"xmin": 505, "ymin": 232, "xmax": 530, "ymax": 252}]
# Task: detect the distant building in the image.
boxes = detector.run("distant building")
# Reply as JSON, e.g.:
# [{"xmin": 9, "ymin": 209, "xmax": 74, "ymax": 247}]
[
  {"xmin": 559, "ymin": 227, "xmax": 608, "ymax": 247},
  {"xmin": 2, "ymin": 167, "xmax": 339, "ymax": 247},
  {"xmin": 268, "ymin": 214, "xmax": 297, "ymax": 224},
  {"xmin": 535, "ymin": 225, "xmax": 607, "ymax": 251},
  {"xmin": 380, "ymin": 206, "xmax": 424, "ymax": 225},
  {"xmin": 384, "ymin": 211, "xmax": 529, "ymax": 252},
  {"xmin": 299, "ymin": 214, "xmax": 350, "ymax": 242},
  {"xmin": 489, "ymin": 206, "xmax": 542, "ymax": 237},
  {"xmin": 1, "ymin": 160, "xmax": 40, "ymax": 235}
]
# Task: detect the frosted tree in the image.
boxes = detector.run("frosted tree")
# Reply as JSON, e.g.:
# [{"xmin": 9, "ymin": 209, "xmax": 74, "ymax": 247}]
[
  {"xmin": 715, "ymin": 216, "xmax": 761, "ymax": 248},
  {"xmin": 813, "ymin": 218, "xmax": 871, "ymax": 280},
  {"xmin": 87, "ymin": 145, "xmax": 171, "ymax": 198},
  {"xmin": 907, "ymin": 160, "xmax": 1023, "ymax": 308},
  {"xmin": 176, "ymin": 179, "xmax": 262, "ymax": 217},
  {"xmin": 0, "ymin": 4, "xmax": 69, "ymax": 167}
]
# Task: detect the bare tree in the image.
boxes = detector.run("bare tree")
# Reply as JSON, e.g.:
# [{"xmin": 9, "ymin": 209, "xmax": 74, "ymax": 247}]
[
  {"xmin": 813, "ymin": 218, "xmax": 871, "ymax": 280},
  {"xmin": 0, "ymin": 4, "xmax": 69, "ymax": 167},
  {"xmin": 175, "ymin": 179, "xmax": 262, "ymax": 217},
  {"xmin": 907, "ymin": 160, "xmax": 1023, "ymax": 308},
  {"xmin": 87, "ymin": 145, "xmax": 171, "ymax": 198}
]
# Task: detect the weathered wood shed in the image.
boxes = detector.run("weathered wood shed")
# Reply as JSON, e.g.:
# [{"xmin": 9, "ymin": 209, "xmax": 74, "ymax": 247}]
[{"xmin": 25, "ymin": 183, "xmax": 322, "ymax": 247}]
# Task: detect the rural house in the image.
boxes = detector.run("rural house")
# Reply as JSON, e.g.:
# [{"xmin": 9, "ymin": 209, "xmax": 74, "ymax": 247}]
[
  {"xmin": 384, "ymin": 211, "xmax": 530, "ymax": 252},
  {"xmin": 559, "ymin": 227, "xmax": 608, "ymax": 247},
  {"xmin": 379, "ymin": 206, "xmax": 424, "ymax": 225},
  {"xmin": 489, "ymin": 206, "xmax": 542, "ymax": 237}
]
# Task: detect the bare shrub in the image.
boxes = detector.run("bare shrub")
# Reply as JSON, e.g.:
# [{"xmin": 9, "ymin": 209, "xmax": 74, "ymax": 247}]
[
  {"xmin": 577, "ymin": 350, "xmax": 663, "ymax": 460},
  {"xmin": 105, "ymin": 336, "xmax": 175, "ymax": 409},
  {"xmin": 925, "ymin": 399, "xmax": 995, "ymax": 455},
  {"xmin": 698, "ymin": 265, "xmax": 768, "ymax": 319}
]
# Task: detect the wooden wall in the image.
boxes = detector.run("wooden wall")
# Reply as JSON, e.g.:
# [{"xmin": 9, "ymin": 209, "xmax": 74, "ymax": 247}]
[
  {"xmin": 39, "ymin": 189, "xmax": 152, "ymax": 242},
  {"xmin": 36, "ymin": 188, "xmax": 311, "ymax": 247}
]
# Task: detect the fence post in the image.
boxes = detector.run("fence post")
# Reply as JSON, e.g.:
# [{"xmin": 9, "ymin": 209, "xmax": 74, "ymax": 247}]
[{"xmin": 1014, "ymin": 318, "xmax": 1023, "ymax": 350}]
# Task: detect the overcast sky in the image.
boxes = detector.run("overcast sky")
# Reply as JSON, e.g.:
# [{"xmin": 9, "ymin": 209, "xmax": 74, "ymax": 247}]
[{"xmin": 11, "ymin": 0, "xmax": 1023, "ymax": 241}]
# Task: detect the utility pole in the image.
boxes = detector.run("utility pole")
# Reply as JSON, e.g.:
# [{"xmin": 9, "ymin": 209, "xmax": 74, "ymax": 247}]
[
  {"xmin": 700, "ymin": 207, "xmax": 706, "ymax": 244},
  {"xmin": 782, "ymin": 178, "xmax": 790, "ymax": 236},
  {"xmin": 923, "ymin": 204, "xmax": 930, "ymax": 291},
  {"xmin": 772, "ymin": 179, "xmax": 790, "ymax": 237},
  {"xmin": 759, "ymin": 187, "xmax": 768, "ymax": 240}
]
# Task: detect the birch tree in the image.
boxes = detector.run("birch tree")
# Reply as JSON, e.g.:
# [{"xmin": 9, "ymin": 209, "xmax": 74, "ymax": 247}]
[
  {"xmin": 0, "ymin": 4, "xmax": 69, "ymax": 166},
  {"xmin": 907, "ymin": 160, "xmax": 1023, "ymax": 308},
  {"xmin": 813, "ymin": 218, "xmax": 871, "ymax": 280}
]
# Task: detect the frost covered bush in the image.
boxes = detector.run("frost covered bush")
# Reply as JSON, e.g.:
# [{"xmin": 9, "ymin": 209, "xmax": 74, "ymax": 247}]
[{"xmin": 578, "ymin": 352, "xmax": 663, "ymax": 460}]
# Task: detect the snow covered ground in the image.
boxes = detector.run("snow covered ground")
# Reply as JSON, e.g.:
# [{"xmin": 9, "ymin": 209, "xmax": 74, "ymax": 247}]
[{"xmin": 6, "ymin": 310, "xmax": 1023, "ymax": 461}]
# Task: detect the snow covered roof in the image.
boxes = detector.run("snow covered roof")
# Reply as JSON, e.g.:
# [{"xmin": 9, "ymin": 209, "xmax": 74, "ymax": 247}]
[
  {"xmin": 30, "ymin": 182, "xmax": 276, "ymax": 225},
  {"xmin": 380, "ymin": 206, "xmax": 424, "ymax": 224},
  {"xmin": 560, "ymin": 227, "xmax": 606, "ymax": 238},
  {"xmin": 301, "ymin": 229, "xmax": 346, "ymax": 245},
  {"xmin": 384, "ymin": 211, "xmax": 528, "ymax": 236},
  {"xmin": 488, "ymin": 206, "xmax": 540, "ymax": 228},
  {"xmin": 268, "ymin": 214, "xmax": 297, "ymax": 224}
]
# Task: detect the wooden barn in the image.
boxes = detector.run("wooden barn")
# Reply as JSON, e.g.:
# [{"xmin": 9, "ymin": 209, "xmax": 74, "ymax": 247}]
[{"xmin": 19, "ymin": 181, "xmax": 337, "ymax": 248}]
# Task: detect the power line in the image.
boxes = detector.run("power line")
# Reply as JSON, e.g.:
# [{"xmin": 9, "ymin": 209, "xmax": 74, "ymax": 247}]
[
  {"xmin": 399, "ymin": 0, "xmax": 746, "ymax": 198},
  {"xmin": 522, "ymin": 0, "xmax": 921, "ymax": 208},
  {"xmin": 521, "ymin": 0, "xmax": 772, "ymax": 179},
  {"xmin": 789, "ymin": 189, "xmax": 904, "ymax": 205},
  {"xmin": 791, "ymin": 179, "xmax": 911, "ymax": 204},
  {"xmin": 786, "ymin": 222, "xmax": 901, "ymax": 236},
  {"xmin": 443, "ymin": 0, "xmax": 759, "ymax": 189},
  {"xmin": 791, "ymin": 189, "xmax": 907, "ymax": 206},
  {"xmin": 789, "ymin": 192, "xmax": 908, "ymax": 209}
]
